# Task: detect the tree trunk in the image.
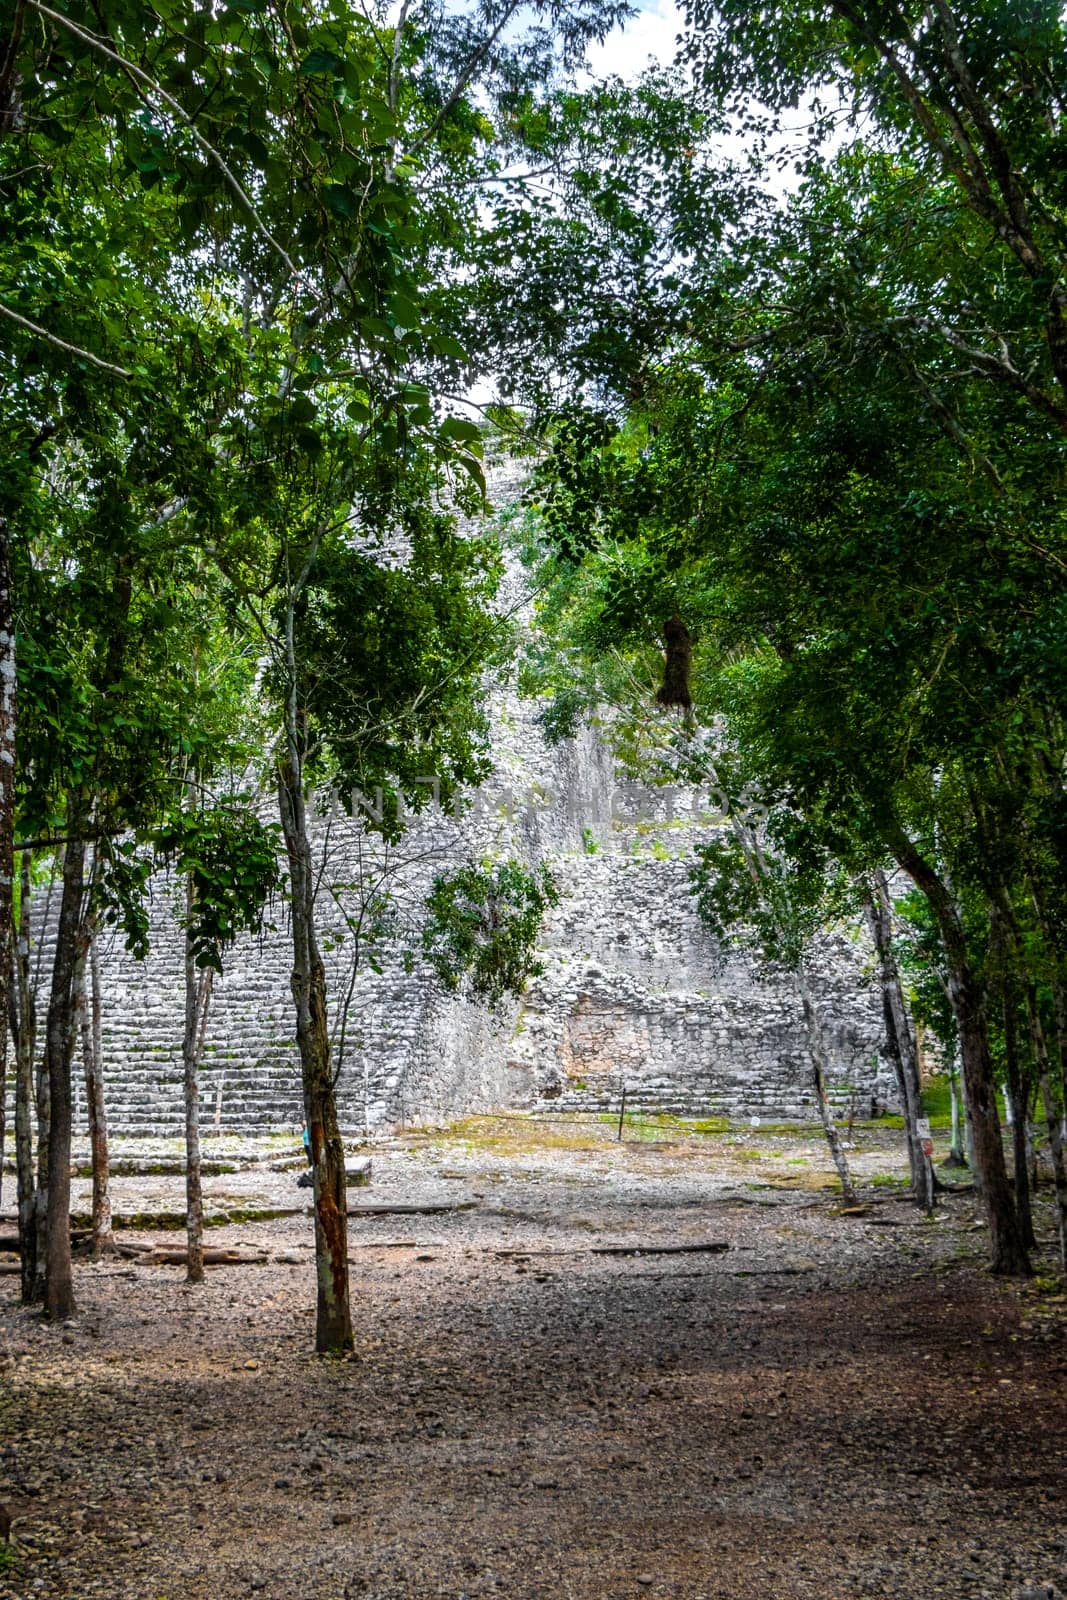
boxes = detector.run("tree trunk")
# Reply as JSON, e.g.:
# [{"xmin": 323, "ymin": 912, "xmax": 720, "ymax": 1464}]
[
  {"xmin": 183, "ymin": 870, "xmax": 213, "ymax": 1286},
  {"xmin": 1024, "ymin": 983, "xmax": 1067, "ymax": 1272},
  {"xmin": 890, "ymin": 831, "xmax": 1029, "ymax": 1274},
  {"xmin": 0, "ymin": 519, "xmax": 15, "ymax": 1214},
  {"xmin": 75, "ymin": 919, "xmax": 113, "ymax": 1258},
  {"xmin": 14, "ymin": 853, "xmax": 37, "ymax": 1302},
  {"xmin": 946, "ymin": 1048, "xmax": 967, "ymax": 1167},
  {"xmin": 43, "ymin": 832, "xmax": 87, "ymax": 1320},
  {"xmin": 796, "ymin": 964, "xmax": 857, "ymax": 1203},
  {"xmin": 33, "ymin": 1008, "xmax": 50, "ymax": 1304},
  {"xmin": 1001, "ymin": 987, "xmax": 1036, "ymax": 1252},
  {"xmin": 29, "ymin": 859, "xmax": 57, "ymax": 1301},
  {"xmin": 277, "ymin": 751, "xmax": 352, "ymax": 1353},
  {"xmin": 866, "ymin": 870, "xmax": 935, "ymax": 1210},
  {"xmin": 961, "ymin": 1059, "xmax": 979, "ymax": 1185}
]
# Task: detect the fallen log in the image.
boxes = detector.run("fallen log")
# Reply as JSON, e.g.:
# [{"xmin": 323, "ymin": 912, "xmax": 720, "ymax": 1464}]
[
  {"xmin": 136, "ymin": 1248, "xmax": 270, "ymax": 1267},
  {"xmin": 346, "ymin": 1201, "xmax": 477, "ymax": 1218},
  {"xmin": 590, "ymin": 1241, "xmax": 730, "ymax": 1257}
]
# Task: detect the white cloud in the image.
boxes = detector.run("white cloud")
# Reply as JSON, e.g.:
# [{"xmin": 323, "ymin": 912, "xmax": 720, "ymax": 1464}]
[{"xmin": 586, "ymin": 0, "xmax": 683, "ymax": 82}]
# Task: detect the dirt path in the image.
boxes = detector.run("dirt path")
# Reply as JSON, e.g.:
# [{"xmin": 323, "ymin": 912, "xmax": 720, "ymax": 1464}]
[{"xmin": 1, "ymin": 1121, "xmax": 1065, "ymax": 1600}]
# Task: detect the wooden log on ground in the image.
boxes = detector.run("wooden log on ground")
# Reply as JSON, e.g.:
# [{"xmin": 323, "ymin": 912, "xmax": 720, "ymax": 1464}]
[
  {"xmin": 346, "ymin": 1201, "xmax": 477, "ymax": 1218},
  {"xmin": 137, "ymin": 1247, "xmax": 270, "ymax": 1267},
  {"xmin": 589, "ymin": 1241, "xmax": 730, "ymax": 1257}
]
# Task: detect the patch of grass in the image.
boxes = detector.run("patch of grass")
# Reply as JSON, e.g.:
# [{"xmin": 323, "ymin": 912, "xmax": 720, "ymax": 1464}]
[
  {"xmin": 775, "ymin": 1171, "xmax": 842, "ymax": 1192},
  {"xmin": 921, "ymin": 1074, "xmax": 954, "ymax": 1128},
  {"xmin": 870, "ymin": 1173, "xmax": 908, "ymax": 1187},
  {"xmin": 421, "ymin": 1115, "xmax": 606, "ymax": 1155},
  {"xmin": 596, "ymin": 1111, "xmax": 730, "ymax": 1140}
]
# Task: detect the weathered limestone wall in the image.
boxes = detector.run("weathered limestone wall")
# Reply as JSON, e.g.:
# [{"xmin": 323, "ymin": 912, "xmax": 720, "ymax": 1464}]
[{"xmin": 20, "ymin": 463, "xmax": 897, "ymax": 1136}]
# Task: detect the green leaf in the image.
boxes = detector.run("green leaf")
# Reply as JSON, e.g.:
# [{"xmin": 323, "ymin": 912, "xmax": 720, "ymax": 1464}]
[
  {"xmin": 322, "ymin": 183, "xmax": 357, "ymax": 218},
  {"xmin": 440, "ymin": 416, "xmax": 483, "ymax": 444},
  {"xmin": 301, "ymin": 49, "xmax": 343, "ymax": 75}
]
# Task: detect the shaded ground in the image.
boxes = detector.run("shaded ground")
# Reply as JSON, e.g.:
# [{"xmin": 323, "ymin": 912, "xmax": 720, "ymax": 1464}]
[{"xmin": 1, "ymin": 1117, "xmax": 1065, "ymax": 1600}]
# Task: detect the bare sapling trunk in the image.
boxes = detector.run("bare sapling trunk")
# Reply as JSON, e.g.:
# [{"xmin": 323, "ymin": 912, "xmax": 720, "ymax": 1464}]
[
  {"xmin": 87, "ymin": 938, "xmax": 111, "ymax": 1252},
  {"xmin": 14, "ymin": 854, "xmax": 37, "ymax": 1301},
  {"xmin": 33, "ymin": 998, "xmax": 50, "ymax": 1303},
  {"xmin": 0, "ymin": 521, "xmax": 14, "ymax": 1212},
  {"xmin": 75, "ymin": 919, "xmax": 113, "ymax": 1257},
  {"xmin": 947, "ymin": 967, "xmax": 1025, "ymax": 1269},
  {"xmin": 277, "ymin": 708, "xmax": 352, "ymax": 1352},
  {"xmin": 183, "ymin": 873, "xmax": 213, "ymax": 1285},
  {"xmin": 1024, "ymin": 984, "xmax": 1067, "ymax": 1272},
  {"xmin": 946, "ymin": 1047, "xmax": 967, "ymax": 1167},
  {"xmin": 892, "ymin": 834, "xmax": 1029, "ymax": 1274},
  {"xmin": 1001, "ymin": 988, "xmax": 1036, "ymax": 1252},
  {"xmin": 866, "ymin": 871, "xmax": 935, "ymax": 1210},
  {"xmin": 43, "ymin": 833, "xmax": 87, "ymax": 1320},
  {"xmin": 796, "ymin": 965, "xmax": 857, "ymax": 1203},
  {"xmin": 962, "ymin": 1064, "xmax": 979, "ymax": 1186},
  {"xmin": 29, "ymin": 859, "xmax": 57, "ymax": 1301}
]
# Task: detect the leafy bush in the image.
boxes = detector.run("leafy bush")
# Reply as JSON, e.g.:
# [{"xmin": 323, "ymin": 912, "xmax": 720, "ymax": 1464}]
[{"xmin": 420, "ymin": 859, "xmax": 560, "ymax": 1010}]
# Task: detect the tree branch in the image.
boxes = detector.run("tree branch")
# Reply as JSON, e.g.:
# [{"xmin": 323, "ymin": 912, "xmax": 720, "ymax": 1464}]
[{"xmin": 0, "ymin": 298, "xmax": 133, "ymax": 377}]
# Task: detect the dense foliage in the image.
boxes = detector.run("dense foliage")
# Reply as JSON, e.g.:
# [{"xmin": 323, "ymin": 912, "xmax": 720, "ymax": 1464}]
[{"xmin": 421, "ymin": 859, "xmax": 560, "ymax": 1010}]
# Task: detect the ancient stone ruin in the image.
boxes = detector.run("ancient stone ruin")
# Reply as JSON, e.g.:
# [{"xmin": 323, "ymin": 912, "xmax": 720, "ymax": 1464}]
[{"xmin": 26, "ymin": 466, "xmax": 897, "ymax": 1136}]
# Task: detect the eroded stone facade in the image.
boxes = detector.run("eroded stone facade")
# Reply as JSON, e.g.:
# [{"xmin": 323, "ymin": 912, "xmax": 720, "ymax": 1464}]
[{"xmin": 21, "ymin": 464, "xmax": 897, "ymax": 1135}]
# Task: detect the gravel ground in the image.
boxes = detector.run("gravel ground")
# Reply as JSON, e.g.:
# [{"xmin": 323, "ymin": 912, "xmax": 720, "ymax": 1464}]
[{"xmin": 0, "ymin": 1119, "xmax": 1065, "ymax": 1600}]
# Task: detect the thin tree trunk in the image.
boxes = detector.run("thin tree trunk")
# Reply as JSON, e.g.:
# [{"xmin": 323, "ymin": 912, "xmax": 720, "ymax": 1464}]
[
  {"xmin": 278, "ymin": 751, "xmax": 352, "ymax": 1354},
  {"xmin": 29, "ymin": 860, "xmax": 56, "ymax": 1299},
  {"xmin": 14, "ymin": 853, "xmax": 37, "ymax": 1302},
  {"xmin": 946, "ymin": 1048, "xmax": 967, "ymax": 1167},
  {"xmin": 1024, "ymin": 983, "xmax": 1067, "ymax": 1272},
  {"xmin": 0, "ymin": 519, "xmax": 15, "ymax": 1213},
  {"xmin": 961, "ymin": 1059, "xmax": 978, "ymax": 1184},
  {"xmin": 33, "ymin": 1007, "xmax": 50, "ymax": 1303},
  {"xmin": 989, "ymin": 899, "xmax": 1035, "ymax": 1251},
  {"xmin": 76, "ymin": 920, "xmax": 113, "ymax": 1258},
  {"xmin": 866, "ymin": 870, "xmax": 935, "ymax": 1210},
  {"xmin": 43, "ymin": 832, "xmax": 86, "ymax": 1320},
  {"xmin": 890, "ymin": 831, "xmax": 1029, "ymax": 1275},
  {"xmin": 1001, "ymin": 987, "xmax": 1036, "ymax": 1252},
  {"xmin": 183, "ymin": 868, "xmax": 213, "ymax": 1285},
  {"xmin": 796, "ymin": 964, "xmax": 857, "ymax": 1203}
]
